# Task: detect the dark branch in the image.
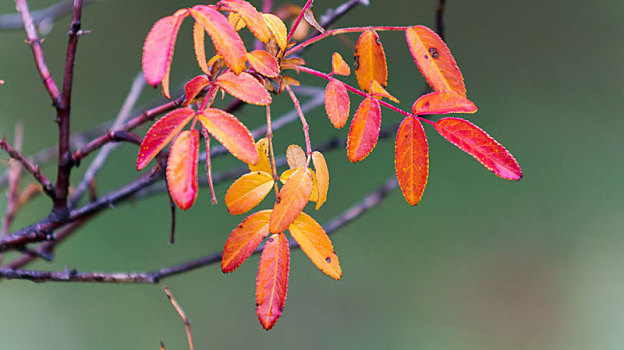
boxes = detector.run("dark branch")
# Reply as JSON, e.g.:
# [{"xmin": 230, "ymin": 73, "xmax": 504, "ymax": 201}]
[
  {"xmin": 0, "ymin": 0, "xmax": 94, "ymax": 31},
  {"xmin": 0, "ymin": 136, "xmax": 56, "ymax": 198}
]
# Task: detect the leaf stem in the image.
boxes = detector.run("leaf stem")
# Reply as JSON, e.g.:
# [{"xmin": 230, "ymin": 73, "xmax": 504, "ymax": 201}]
[
  {"xmin": 265, "ymin": 105, "xmax": 280, "ymax": 198},
  {"xmin": 0, "ymin": 136, "xmax": 55, "ymax": 198},
  {"xmin": 285, "ymin": 85, "xmax": 313, "ymax": 166},
  {"xmin": 286, "ymin": 0, "xmax": 315, "ymax": 43}
]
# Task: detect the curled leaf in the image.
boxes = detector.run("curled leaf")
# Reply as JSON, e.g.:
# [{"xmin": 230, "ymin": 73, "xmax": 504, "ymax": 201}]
[
  {"xmin": 222, "ymin": 210, "xmax": 271, "ymax": 272},
  {"xmin": 246, "ymin": 50, "xmax": 280, "ymax": 78},
  {"xmin": 412, "ymin": 91, "xmax": 477, "ymax": 115},
  {"xmin": 192, "ymin": 21, "xmax": 210, "ymax": 75},
  {"xmin": 286, "ymin": 144, "xmax": 306, "ymax": 169},
  {"xmin": 262, "ymin": 14, "xmax": 288, "ymax": 51},
  {"xmin": 406, "ymin": 25, "xmax": 466, "ymax": 96},
  {"xmin": 142, "ymin": 10, "xmax": 188, "ymax": 89},
  {"xmin": 331, "ymin": 52, "xmax": 350, "ymax": 76},
  {"xmin": 311, "ymin": 152, "xmax": 329, "ymax": 210},
  {"xmin": 303, "ymin": 8, "xmax": 325, "ymax": 34},
  {"xmin": 324, "ymin": 80, "xmax": 350, "ymax": 129},
  {"xmin": 222, "ymin": 0, "xmax": 272, "ymax": 42},
  {"xmin": 136, "ymin": 107, "xmax": 195, "ymax": 170},
  {"xmin": 249, "ymin": 138, "xmax": 272, "ymax": 173},
  {"xmin": 289, "ymin": 212, "xmax": 341, "ymax": 279},
  {"xmin": 225, "ymin": 171, "xmax": 275, "ymax": 215},
  {"xmin": 191, "ymin": 6, "xmax": 247, "ymax": 74},
  {"xmin": 167, "ymin": 130, "xmax": 199, "ymax": 210},
  {"xmin": 198, "ymin": 108, "xmax": 258, "ymax": 165},
  {"xmin": 434, "ymin": 117, "xmax": 522, "ymax": 180},
  {"xmin": 354, "ymin": 30, "xmax": 388, "ymax": 93},
  {"xmin": 270, "ymin": 167, "xmax": 313, "ymax": 233},
  {"xmin": 184, "ymin": 75, "xmax": 211, "ymax": 104},
  {"xmin": 347, "ymin": 97, "xmax": 382, "ymax": 163},
  {"xmin": 256, "ymin": 233, "xmax": 290, "ymax": 330},
  {"xmin": 370, "ymin": 80, "xmax": 399, "ymax": 103},
  {"xmin": 215, "ymin": 72, "xmax": 272, "ymax": 105},
  {"xmin": 395, "ymin": 116, "xmax": 429, "ymax": 206}
]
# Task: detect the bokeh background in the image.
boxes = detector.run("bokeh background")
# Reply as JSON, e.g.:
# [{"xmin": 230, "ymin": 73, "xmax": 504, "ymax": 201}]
[{"xmin": 1, "ymin": 0, "xmax": 623, "ymax": 349}]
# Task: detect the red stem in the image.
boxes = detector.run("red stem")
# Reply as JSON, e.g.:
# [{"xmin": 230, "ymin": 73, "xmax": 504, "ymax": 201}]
[
  {"xmin": 285, "ymin": 86, "xmax": 313, "ymax": 165},
  {"xmin": 286, "ymin": 0, "xmax": 315, "ymax": 43}
]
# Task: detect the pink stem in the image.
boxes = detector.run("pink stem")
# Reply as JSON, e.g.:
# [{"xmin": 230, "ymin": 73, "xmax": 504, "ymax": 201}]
[
  {"xmin": 286, "ymin": 0, "xmax": 315, "ymax": 43},
  {"xmin": 285, "ymin": 85, "xmax": 313, "ymax": 166}
]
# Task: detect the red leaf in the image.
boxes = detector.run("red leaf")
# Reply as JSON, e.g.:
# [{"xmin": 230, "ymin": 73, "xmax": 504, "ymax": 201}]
[
  {"xmin": 256, "ymin": 233, "xmax": 290, "ymax": 330},
  {"xmin": 269, "ymin": 167, "xmax": 313, "ymax": 234},
  {"xmin": 142, "ymin": 10, "xmax": 188, "ymax": 87},
  {"xmin": 347, "ymin": 97, "xmax": 381, "ymax": 162},
  {"xmin": 136, "ymin": 107, "xmax": 195, "ymax": 170},
  {"xmin": 190, "ymin": 6, "xmax": 247, "ymax": 74},
  {"xmin": 166, "ymin": 129, "xmax": 199, "ymax": 210},
  {"xmin": 435, "ymin": 117, "xmax": 522, "ymax": 180},
  {"xmin": 406, "ymin": 25, "xmax": 466, "ymax": 96},
  {"xmin": 289, "ymin": 212, "xmax": 341, "ymax": 279},
  {"xmin": 184, "ymin": 75, "xmax": 211, "ymax": 104},
  {"xmin": 395, "ymin": 117, "xmax": 429, "ymax": 206},
  {"xmin": 324, "ymin": 80, "xmax": 350, "ymax": 129},
  {"xmin": 222, "ymin": 210, "xmax": 271, "ymax": 273},
  {"xmin": 215, "ymin": 71, "xmax": 272, "ymax": 105},
  {"xmin": 198, "ymin": 108, "xmax": 258, "ymax": 165},
  {"xmin": 354, "ymin": 30, "xmax": 388, "ymax": 93},
  {"xmin": 246, "ymin": 50, "xmax": 280, "ymax": 78},
  {"xmin": 412, "ymin": 91, "xmax": 477, "ymax": 115},
  {"xmin": 221, "ymin": 0, "xmax": 272, "ymax": 43}
]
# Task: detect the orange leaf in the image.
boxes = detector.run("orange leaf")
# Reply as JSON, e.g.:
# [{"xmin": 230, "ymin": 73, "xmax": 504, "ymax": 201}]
[
  {"xmin": 225, "ymin": 171, "xmax": 274, "ymax": 215},
  {"xmin": 222, "ymin": 0, "xmax": 272, "ymax": 43},
  {"xmin": 256, "ymin": 233, "xmax": 290, "ymax": 330},
  {"xmin": 324, "ymin": 80, "xmax": 350, "ymax": 129},
  {"xmin": 311, "ymin": 152, "xmax": 329, "ymax": 210},
  {"xmin": 395, "ymin": 116, "xmax": 428, "ymax": 206},
  {"xmin": 269, "ymin": 167, "xmax": 313, "ymax": 233},
  {"xmin": 435, "ymin": 117, "xmax": 522, "ymax": 180},
  {"xmin": 136, "ymin": 107, "xmax": 195, "ymax": 170},
  {"xmin": 167, "ymin": 129, "xmax": 199, "ymax": 210},
  {"xmin": 222, "ymin": 210, "xmax": 271, "ymax": 272},
  {"xmin": 280, "ymin": 169, "xmax": 319, "ymax": 203},
  {"xmin": 331, "ymin": 52, "xmax": 350, "ymax": 76},
  {"xmin": 215, "ymin": 72, "xmax": 272, "ymax": 105},
  {"xmin": 246, "ymin": 50, "xmax": 280, "ymax": 78},
  {"xmin": 412, "ymin": 91, "xmax": 477, "ymax": 115},
  {"xmin": 142, "ymin": 10, "xmax": 188, "ymax": 87},
  {"xmin": 198, "ymin": 108, "xmax": 258, "ymax": 165},
  {"xmin": 347, "ymin": 97, "xmax": 382, "ymax": 162},
  {"xmin": 190, "ymin": 6, "xmax": 247, "ymax": 74},
  {"xmin": 286, "ymin": 144, "xmax": 306, "ymax": 169},
  {"xmin": 262, "ymin": 14, "xmax": 288, "ymax": 51},
  {"xmin": 354, "ymin": 30, "xmax": 388, "ymax": 93},
  {"xmin": 192, "ymin": 21, "xmax": 210, "ymax": 75},
  {"xmin": 249, "ymin": 138, "xmax": 272, "ymax": 173},
  {"xmin": 370, "ymin": 80, "xmax": 399, "ymax": 103},
  {"xmin": 289, "ymin": 212, "xmax": 341, "ymax": 279},
  {"xmin": 406, "ymin": 26, "xmax": 466, "ymax": 96},
  {"xmin": 184, "ymin": 75, "xmax": 211, "ymax": 104}
]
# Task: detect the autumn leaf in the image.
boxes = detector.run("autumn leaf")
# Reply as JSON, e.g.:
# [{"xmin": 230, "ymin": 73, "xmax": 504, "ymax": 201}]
[
  {"xmin": 412, "ymin": 91, "xmax": 477, "ymax": 115},
  {"xmin": 289, "ymin": 212, "xmax": 341, "ymax": 279},
  {"xmin": 184, "ymin": 75, "xmax": 211, "ymax": 104},
  {"xmin": 286, "ymin": 144, "xmax": 306, "ymax": 169},
  {"xmin": 354, "ymin": 30, "xmax": 388, "ymax": 93},
  {"xmin": 249, "ymin": 138, "xmax": 272, "ymax": 173},
  {"xmin": 221, "ymin": 0, "xmax": 272, "ymax": 43},
  {"xmin": 311, "ymin": 152, "xmax": 329, "ymax": 210},
  {"xmin": 142, "ymin": 9, "xmax": 188, "ymax": 89},
  {"xmin": 256, "ymin": 233, "xmax": 290, "ymax": 330},
  {"xmin": 246, "ymin": 50, "xmax": 280, "ymax": 78},
  {"xmin": 347, "ymin": 97, "xmax": 382, "ymax": 163},
  {"xmin": 406, "ymin": 25, "xmax": 466, "ymax": 96},
  {"xmin": 228, "ymin": 11, "xmax": 246, "ymax": 31},
  {"xmin": 190, "ymin": 5, "xmax": 247, "ymax": 74},
  {"xmin": 225, "ymin": 172, "xmax": 275, "ymax": 215},
  {"xmin": 370, "ymin": 80, "xmax": 399, "ymax": 103},
  {"xmin": 192, "ymin": 21, "xmax": 210, "ymax": 75},
  {"xmin": 167, "ymin": 129, "xmax": 199, "ymax": 210},
  {"xmin": 324, "ymin": 80, "xmax": 350, "ymax": 129},
  {"xmin": 215, "ymin": 71, "xmax": 272, "ymax": 105},
  {"xmin": 222, "ymin": 210, "xmax": 271, "ymax": 272},
  {"xmin": 198, "ymin": 108, "xmax": 258, "ymax": 165},
  {"xmin": 262, "ymin": 14, "xmax": 288, "ymax": 51},
  {"xmin": 269, "ymin": 167, "xmax": 313, "ymax": 233},
  {"xmin": 434, "ymin": 117, "xmax": 522, "ymax": 180},
  {"xmin": 395, "ymin": 116, "xmax": 429, "ymax": 206},
  {"xmin": 331, "ymin": 52, "xmax": 350, "ymax": 76},
  {"xmin": 136, "ymin": 107, "xmax": 195, "ymax": 171}
]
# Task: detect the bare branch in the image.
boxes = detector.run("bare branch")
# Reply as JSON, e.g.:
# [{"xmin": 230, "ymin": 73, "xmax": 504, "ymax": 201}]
[
  {"xmin": 2, "ymin": 123, "xmax": 24, "ymax": 237},
  {"xmin": 0, "ymin": 135, "xmax": 55, "ymax": 198},
  {"xmin": 0, "ymin": 0, "xmax": 95, "ymax": 31},
  {"xmin": 163, "ymin": 286, "xmax": 195, "ymax": 350}
]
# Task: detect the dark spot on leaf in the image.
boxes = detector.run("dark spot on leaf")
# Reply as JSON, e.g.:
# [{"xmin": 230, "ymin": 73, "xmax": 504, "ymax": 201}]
[
  {"xmin": 238, "ymin": 224, "xmax": 243, "ymax": 229},
  {"xmin": 257, "ymin": 171, "xmax": 262, "ymax": 175},
  {"xmin": 429, "ymin": 47, "xmax": 439, "ymax": 59},
  {"xmin": 353, "ymin": 55, "xmax": 360, "ymax": 70},
  {"xmin": 325, "ymin": 257, "xmax": 331, "ymax": 263},
  {"xmin": 255, "ymin": 302, "xmax": 259, "ymax": 307},
  {"xmin": 262, "ymin": 234, "xmax": 267, "ymax": 239},
  {"xmin": 276, "ymin": 196, "xmax": 281, "ymax": 204},
  {"xmin": 424, "ymin": 102, "xmax": 430, "ymax": 108},
  {"xmin": 423, "ymin": 55, "xmax": 429, "ymax": 60},
  {"xmin": 375, "ymin": 37, "xmax": 381, "ymax": 45},
  {"xmin": 268, "ymin": 237, "xmax": 274, "ymax": 242}
]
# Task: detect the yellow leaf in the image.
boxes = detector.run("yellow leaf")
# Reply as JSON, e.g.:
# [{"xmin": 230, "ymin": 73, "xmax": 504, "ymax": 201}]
[
  {"xmin": 331, "ymin": 52, "xmax": 350, "ymax": 76},
  {"xmin": 312, "ymin": 151, "xmax": 329, "ymax": 210},
  {"xmin": 225, "ymin": 171, "xmax": 274, "ymax": 215},
  {"xmin": 249, "ymin": 138, "xmax": 272, "ymax": 173},
  {"xmin": 370, "ymin": 80, "xmax": 399, "ymax": 103},
  {"xmin": 262, "ymin": 13, "xmax": 288, "ymax": 51},
  {"xmin": 289, "ymin": 212, "xmax": 341, "ymax": 279}
]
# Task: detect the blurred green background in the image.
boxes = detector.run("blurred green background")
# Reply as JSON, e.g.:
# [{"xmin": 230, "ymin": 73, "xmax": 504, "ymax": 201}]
[{"xmin": 1, "ymin": 0, "xmax": 623, "ymax": 349}]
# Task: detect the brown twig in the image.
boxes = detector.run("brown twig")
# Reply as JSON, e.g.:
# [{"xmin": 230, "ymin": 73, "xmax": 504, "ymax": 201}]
[
  {"xmin": 0, "ymin": 176, "xmax": 398, "ymax": 283},
  {"xmin": 285, "ymin": 85, "xmax": 313, "ymax": 165},
  {"xmin": 0, "ymin": 0, "xmax": 95, "ymax": 31},
  {"xmin": 0, "ymin": 135, "xmax": 55, "ymax": 198},
  {"xmin": 2, "ymin": 123, "xmax": 24, "ymax": 237},
  {"xmin": 163, "ymin": 286, "xmax": 195, "ymax": 350}
]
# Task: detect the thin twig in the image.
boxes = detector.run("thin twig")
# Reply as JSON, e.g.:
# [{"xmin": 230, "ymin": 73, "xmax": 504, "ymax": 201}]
[
  {"xmin": 2, "ymin": 123, "xmax": 24, "ymax": 237},
  {"xmin": 0, "ymin": 176, "xmax": 398, "ymax": 283},
  {"xmin": 0, "ymin": 136, "xmax": 55, "ymax": 198},
  {"xmin": 163, "ymin": 286, "xmax": 195, "ymax": 350},
  {"xmin": 285, "ymin": 85, "xmax": 313, "ymax": 165},
  {"xmin": 0, "ymin": 0, "xmax": 95, "ymax": 31},
  {"xmin": 436, "ymin": 0, "xmax": 446, "ymax": 40},
  {"xmin": 286, "ymin": 0, "xmax": 315, "ymax": 43}
]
